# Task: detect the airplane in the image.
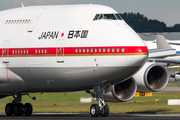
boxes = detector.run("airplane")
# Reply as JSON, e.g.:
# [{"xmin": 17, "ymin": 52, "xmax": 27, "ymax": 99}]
[
  {"xmin": 0, "ymin": 4, "xmax": 169, "ymax": 117},
  {"xmin": 145, "ymin": 35, "xmax": 180, "ymax": 64}
]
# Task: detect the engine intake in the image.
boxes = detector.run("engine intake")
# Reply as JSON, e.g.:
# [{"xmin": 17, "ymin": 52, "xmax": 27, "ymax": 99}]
[{"xmin": 133, "ymin": 62, "xmax": 168, "ymax": 92}]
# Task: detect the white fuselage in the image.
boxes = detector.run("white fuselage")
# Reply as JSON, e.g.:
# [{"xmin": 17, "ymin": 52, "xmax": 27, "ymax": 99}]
[{"xmin": 0, "ymin": 5, "xmax": 148, "ymax": 93}]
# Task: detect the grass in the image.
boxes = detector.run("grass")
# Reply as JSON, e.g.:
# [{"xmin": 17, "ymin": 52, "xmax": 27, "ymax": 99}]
[
  {"xmin": 1, "ymin": 91, "xmax": 180, "ymax": 114},
  {"xmin": 167, "ymin": 82, "xmax": 180, "ymax": 86},
  {"xmin": 167, "ymin": 67, "xmax": 180, "ymax": 72}
]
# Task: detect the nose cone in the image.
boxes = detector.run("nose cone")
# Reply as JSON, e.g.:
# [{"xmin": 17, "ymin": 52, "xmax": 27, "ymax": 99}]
[{"xmin": 127, "ymin": 39, "xmax": 149, "ymax": 67}]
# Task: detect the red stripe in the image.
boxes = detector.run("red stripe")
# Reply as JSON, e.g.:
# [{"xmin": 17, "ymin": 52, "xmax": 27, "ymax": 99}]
[{"xmin": 1, "ymin": 46, "xmax": 148, "ymax": 56}]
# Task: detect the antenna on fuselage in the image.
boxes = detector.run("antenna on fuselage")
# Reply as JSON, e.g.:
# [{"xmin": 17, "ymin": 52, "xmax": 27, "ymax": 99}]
[{"xmin": 21, "ymin": 2, "xmax": 24, "ymax": 8}]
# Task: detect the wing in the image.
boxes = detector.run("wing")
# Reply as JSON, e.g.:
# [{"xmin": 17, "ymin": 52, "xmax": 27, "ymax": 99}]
[
  {"xmin": 148, "ymin": 58, "xmax": 180, "ymax": 64},
  {"xmin": 146, "ymin": 35, "xmax": 176, "ymax": 58}
]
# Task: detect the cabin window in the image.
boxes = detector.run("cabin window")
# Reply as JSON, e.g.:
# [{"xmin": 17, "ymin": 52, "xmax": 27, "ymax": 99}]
[
  {"xmin": 99, "ymin": 48, "xmax": 101, "ymax": 53},
  {"xmin": 117, "ymin": 48, "xmax": 120, "ymax": 52},
  {"xmin": 95, "ymin": 48, "xmax": 97, "ymax": 53},
  {"xmin": 83, "ymin": 48, "xmax": 85, "ymax": 53},
  {"xmin": 24, "ymin": 49, "xmax": 26, "ymax": 54},
  {"xmin": 112, "ymin": 48, "xmax": 115, "ymax": 52},
  {"xmin": 28, "ymin": 19, "xmax": 30, "ymax": 24},
  {"xmin": 75, "ymin": 48, "xmax": 78, "ymax": 53},
  {"xmin": 79, "ymin": 48, "xmax": 82, "ymax": 53},
  {"xmin": 42, "ymin": 49, "xmax": 44, "ymax": 53},
  {"xmin": 87, "ymin": 48, "xmax": 89, "ymax": 53},
  {"xmin": 5, "ymin": 20, "xmax": 8, "ymax": 24},
  {"xmin": 45, "ymin": 49, "xmax": 47, "ymax": 53},
  {"xmin": 21, "ymin": 49, "xmax": 23, "ymax": 54},
  {"xmin": 122, "ymin": 48, "xmax": 125, "ymax": 52},
  {"xmin": 103, "ymin": 48, "xmax": 106, "ymax": 52},
  {"xmin": 15, "ymin": 49, "xmax": 17, "ymax": 54},
  {"xmin": 12, "ymin": 50, "xmax": 14, "ymax": 54},
  {"xmin": 107, "ymin": 48, "xmax": 110, "ymax": 52},
  {"xmin": 91, "ymin": 48, "xmax": 93, "ymax": 53}
]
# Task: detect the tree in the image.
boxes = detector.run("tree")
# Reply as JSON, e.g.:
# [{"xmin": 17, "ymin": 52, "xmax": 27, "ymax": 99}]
[{"xmin": 119, "ymin": 12, "xmax": 179, "ymax": 32}]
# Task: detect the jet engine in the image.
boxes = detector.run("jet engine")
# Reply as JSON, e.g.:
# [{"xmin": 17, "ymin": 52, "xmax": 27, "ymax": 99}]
[
  {"xmin": 87, "ymin": 77, "xmax": 137, "ymax": 102},
  {"xmin": 133, "ymin": 62, "xmax": 168, "ymax": 92}
]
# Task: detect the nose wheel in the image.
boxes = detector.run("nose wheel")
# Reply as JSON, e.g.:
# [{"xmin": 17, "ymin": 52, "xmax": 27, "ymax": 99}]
[
  {"xmin": 90, "ymin": 104, "xmax": 109, "ymax": 117},
  {"xmin": 90, "ymin": 104, "xmax": 100, "ymax": 117},
  {"xmin": 90, "ymin": 86, "xmax": 109, "ymax": 117}
]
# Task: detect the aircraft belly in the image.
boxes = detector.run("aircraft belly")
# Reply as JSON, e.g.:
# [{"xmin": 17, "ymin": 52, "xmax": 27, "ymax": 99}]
[{"xmin": 5, "ymin": 66, "xmax": 140, "ymax": 93}]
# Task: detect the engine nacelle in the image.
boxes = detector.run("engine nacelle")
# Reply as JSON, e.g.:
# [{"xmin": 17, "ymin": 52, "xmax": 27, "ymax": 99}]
[
  {"xmin": 87, "ymin": 77, "xmax": 137, "ymax": 102},
  {"xmin": 133, "ymin": 62, "xmax": 168, "ymax": 92}
]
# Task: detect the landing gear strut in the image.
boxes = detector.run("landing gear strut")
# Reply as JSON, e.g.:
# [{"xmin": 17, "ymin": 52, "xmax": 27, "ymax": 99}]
[
  {"xmin": 90, "ymin": 86, "xmax": 109, "ymax": 117},
  {"xmin": 5, "ymin": 93, "xmax": 34, "ymax": 116}
]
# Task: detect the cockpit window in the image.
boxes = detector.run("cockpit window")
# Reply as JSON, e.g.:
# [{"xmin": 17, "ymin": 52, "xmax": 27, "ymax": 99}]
[
  {"xmin": 115, "ymin": 14, "xmax": 123, "ymax": 20},
  {"xmin": 93, "ymin": 14, "xmax": 123, "ymax": 21},
  {"xmin": 93, "ymin": 14, "xmax": 100, "ymax": 20},
  {"xmin": 99, "ymin": 14, "xmax": 103, "ymax": 19},
  {"xmin": 104, "ymin": 14, "xmax": 116, "ymax": 20}
]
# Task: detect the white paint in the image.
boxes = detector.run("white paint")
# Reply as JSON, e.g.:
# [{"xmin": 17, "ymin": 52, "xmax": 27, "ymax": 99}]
[
  {"xmin": 168, "ymin": 99, "xmax": 180, "ymax": 105},
  {"xmin": 80, "ymin": 97, "xmax": 92, "ymax": 103}
]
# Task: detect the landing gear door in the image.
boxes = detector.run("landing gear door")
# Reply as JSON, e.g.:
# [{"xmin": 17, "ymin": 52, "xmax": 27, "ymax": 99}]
[
  {"xmin": 56, "ymin": 40, "xmax": 65, "ymax": 63},
  {"xmin": 2, "ymin": 40, "xmax": 10, "ymax": 63}
]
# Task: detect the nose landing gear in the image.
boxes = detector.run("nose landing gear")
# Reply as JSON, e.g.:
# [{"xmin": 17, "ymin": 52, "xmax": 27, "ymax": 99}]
[{"xmin": 90, "ymin": 86, "xmax": 109, "ymax": 117}]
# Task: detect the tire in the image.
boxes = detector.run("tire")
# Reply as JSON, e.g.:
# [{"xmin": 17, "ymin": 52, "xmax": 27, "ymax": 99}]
[
  {"xmin": 5, "ymin": 103, "xmax": 14, "ymax": 116},
  {"xmin": 100, "ymin": 104, "xmax": 109, "ymax": 117},
  {"xmin": 24, "ymin": 103, "xmax": 32, "ymax": 116},
  {"xmin": 90, "ymin": 104, "xmax": 100, "ymax": 117},
  {"xmin": 13, "ymin": 103, "xmax": 23, "ymax": 116}
]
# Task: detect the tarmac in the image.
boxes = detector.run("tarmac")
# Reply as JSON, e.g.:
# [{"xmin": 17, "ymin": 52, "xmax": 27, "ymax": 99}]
[{"xmin": 1, "ymin": 113, "xmax": 180, "ymax": 120}]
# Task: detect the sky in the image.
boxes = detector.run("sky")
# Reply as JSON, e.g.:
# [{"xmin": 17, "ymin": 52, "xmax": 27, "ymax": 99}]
[{"xmin": 0, "ymin": 0, "xmax": 179, "ymax": 27}]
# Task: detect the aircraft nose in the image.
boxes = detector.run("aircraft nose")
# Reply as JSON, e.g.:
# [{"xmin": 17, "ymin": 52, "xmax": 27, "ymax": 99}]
[{"xmin": 127, "ymin": 41, "xmax": 149, "ymax": 67}]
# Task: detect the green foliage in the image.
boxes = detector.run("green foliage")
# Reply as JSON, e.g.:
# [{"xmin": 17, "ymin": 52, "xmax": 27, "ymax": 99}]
[{"xmin": 119, "ymin": 12, "xmax": 180, "ymax": 32}]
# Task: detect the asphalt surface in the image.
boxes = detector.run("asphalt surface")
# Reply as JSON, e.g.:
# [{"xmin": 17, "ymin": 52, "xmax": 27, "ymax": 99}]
[
  {"xmin": 1, "ymin": 113, "xmax": 180, "ymax": 120},
  {"xmin": 164, "ymin": 86, "xmax": 180, "ymax": 91}
]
